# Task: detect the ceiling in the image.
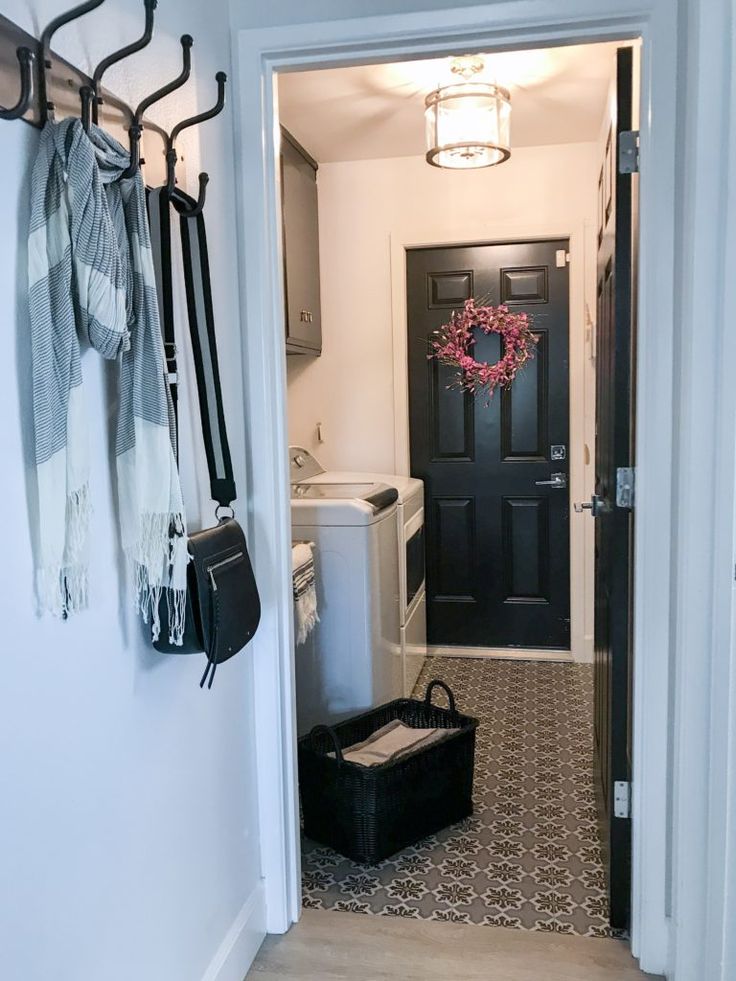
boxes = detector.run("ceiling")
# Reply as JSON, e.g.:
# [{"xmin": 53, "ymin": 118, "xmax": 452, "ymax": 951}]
[{"xmin": 277, "ymin": 42, "xmax": 620, "ymax": 164}]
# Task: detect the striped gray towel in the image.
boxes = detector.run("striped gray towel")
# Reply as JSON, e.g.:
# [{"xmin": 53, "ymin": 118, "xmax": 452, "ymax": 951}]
[
  {"xmin": 292, "ymin": 542, "xmax": 318, "ymax": 644},
  {"xmin": 29, "ymin": 119, "xmax": 188, "ymax": 644}
]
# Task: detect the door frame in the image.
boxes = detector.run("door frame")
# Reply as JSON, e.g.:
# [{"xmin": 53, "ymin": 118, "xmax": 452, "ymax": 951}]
[
  {"xmin": 230, "ymin": 2, "xmax": 680, "ymax": 975},
  {"xmin": 390, "ymin": 224, "xmax": 592, "ymax": 662}
]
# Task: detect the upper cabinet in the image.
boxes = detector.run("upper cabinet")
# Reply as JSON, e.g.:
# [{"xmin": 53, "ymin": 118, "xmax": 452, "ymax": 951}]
[{"xmin": 281, "ymin": 128, "xmax": 322, "ymax": 356}]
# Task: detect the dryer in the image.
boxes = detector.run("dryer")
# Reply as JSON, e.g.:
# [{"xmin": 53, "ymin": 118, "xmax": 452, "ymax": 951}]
[
  {"xmin": 291, "ymin": 472, "xmax": 402, "ymax": 736},
  {"xmin": 290, "ymin": 448, "xmax": 427, "ymax": 696}
]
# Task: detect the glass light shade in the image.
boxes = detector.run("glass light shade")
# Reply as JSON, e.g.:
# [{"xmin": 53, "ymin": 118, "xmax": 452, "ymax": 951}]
[{"xmin": 425, "ymin": 82, "xmax": 511, "ymax": 169}]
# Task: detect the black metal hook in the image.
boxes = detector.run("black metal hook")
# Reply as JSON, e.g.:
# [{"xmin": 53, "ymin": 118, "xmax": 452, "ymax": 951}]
[
  {"xmin": 79, "ymin": 84, "xmax": 94, "ymax": 132},
  {"xmin": 165, "ymin": 71, "xmax": 227, "ymax": 216},
  {"xmin": 0, "ymin": 48, "xmax": 35, "ymax": 121},
  {"xmin": 81, "ymin": 0, "xmax": 157, "ymax": 130},
  {"xmin": 181, "ymin": 172, "xmax": 210, "ymax": 218},
  {"xmin": 122, "ymin": 33, "xmax": 193, "ymax": 180},
  {"xmin": 40, "ymin": 0, "xmax": 107, "ymax": 123}
]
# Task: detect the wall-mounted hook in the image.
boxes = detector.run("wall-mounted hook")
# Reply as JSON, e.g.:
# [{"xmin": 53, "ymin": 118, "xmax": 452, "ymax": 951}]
[
  {"xmin": 182, "ymin": 172, "xmax": 210, "ymax": 218},
  {"xmin": 164, "ymin": 71, "xmax": 227, "ymax": 216},
  {"xmin": 122, "ymin": 33, "xmax": 193, "ymax": 180},
  {"xmin": 79, "ymin": 84, "xmax": 94, "ymax": 132},
  {"xmin": 83, "ymin": 0, "xmax": 157, "ymax": 129},
  {"xmin": 39, "ymin": 0, "xmax": 106, "ymax": 123},
  {"xmin": 0, "ymin": 47, "xmax": 35, "ymax": 121}
]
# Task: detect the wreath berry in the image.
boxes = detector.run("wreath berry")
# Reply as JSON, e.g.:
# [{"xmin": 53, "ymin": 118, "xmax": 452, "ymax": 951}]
[{"xmin": 430, "ymin": 298, "xmax": 537, "ymax": 400}]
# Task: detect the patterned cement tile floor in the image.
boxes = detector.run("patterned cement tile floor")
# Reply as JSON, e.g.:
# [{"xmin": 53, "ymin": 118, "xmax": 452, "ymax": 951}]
[{"xmin": 301, "ymin": 656, "xmax": 611, "ymax": 938}]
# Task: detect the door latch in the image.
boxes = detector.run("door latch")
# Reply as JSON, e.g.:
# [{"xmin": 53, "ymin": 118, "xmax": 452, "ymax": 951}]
[{"xmin": 574, "ymin": 494, "xmax": 608, "ymax": 516}]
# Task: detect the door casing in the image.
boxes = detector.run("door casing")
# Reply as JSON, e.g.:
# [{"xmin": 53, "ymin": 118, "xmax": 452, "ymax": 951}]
[{"xmin": 231, "ymin": 3, "xmax": 681, "ymax": 976}]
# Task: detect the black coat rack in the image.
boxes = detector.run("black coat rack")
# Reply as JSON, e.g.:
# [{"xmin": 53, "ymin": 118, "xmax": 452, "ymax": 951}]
[{"xmin": 0, "ymin": 3, "xmax": 227, "ymax": 199}]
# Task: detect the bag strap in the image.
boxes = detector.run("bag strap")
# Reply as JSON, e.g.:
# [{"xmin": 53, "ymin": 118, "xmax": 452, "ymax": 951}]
[{"xmin": 147, "ymin": 186, "xmax": 237, "ymax": 510}]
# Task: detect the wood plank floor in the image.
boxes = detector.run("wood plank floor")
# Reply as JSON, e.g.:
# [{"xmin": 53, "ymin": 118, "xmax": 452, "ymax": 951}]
[{"xmin": 245, "ymin": 910, "xmax": 659, "ymax": 980}]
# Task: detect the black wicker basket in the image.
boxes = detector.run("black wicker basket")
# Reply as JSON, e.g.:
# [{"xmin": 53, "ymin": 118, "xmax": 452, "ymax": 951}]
[{"xmin": 298, "ymin": 679, "xmax": 479, "ymax": 864}]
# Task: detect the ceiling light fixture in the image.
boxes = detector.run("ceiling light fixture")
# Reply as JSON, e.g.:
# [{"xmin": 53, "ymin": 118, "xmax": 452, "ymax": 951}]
[{"xmin": 425, "ymin": 55, "xmax": 511, "ymax": 169}]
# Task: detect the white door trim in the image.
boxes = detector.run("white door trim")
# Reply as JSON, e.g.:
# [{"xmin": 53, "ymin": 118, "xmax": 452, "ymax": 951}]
[
  {"xmin": 389, "ymin": 221, "xmax": 594, "ymax": 663},
  {"xmin": 230, "ymin": 2, "xmax": 678, "ymax": 975}
]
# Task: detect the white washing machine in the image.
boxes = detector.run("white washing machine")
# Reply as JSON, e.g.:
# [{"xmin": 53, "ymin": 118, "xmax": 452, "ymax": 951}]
[
  {"xmin": 291, "ymin": 471, "xmax": 402, "ymax": 736},
  {"xmin": 290, "ymin": 448, "xmax": 427, "ymax": 697}
]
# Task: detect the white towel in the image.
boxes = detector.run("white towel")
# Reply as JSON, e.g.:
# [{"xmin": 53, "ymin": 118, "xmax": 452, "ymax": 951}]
[
  {"xmin": 292, "ymin": 542, "xmax": 318, "ymax": 645},
  {"xmin": 331, "ymin": 720, "xmax": 446, "ymax": 767}
]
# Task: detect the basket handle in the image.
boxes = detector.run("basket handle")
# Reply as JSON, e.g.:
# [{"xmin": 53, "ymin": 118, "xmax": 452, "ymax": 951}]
[
  {"xmin": 424, "ymin": 679, "xmax": 456, "ymax": 714},
  {"xmin": 310, "ymin": 724, "xmax": 344, "ymax": 765}
]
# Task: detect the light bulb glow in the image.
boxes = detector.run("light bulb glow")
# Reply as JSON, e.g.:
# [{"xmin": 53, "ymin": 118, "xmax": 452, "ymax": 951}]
[{"xmin": 425, "ymin": 81, "xmax": 511, "ymax": 169}]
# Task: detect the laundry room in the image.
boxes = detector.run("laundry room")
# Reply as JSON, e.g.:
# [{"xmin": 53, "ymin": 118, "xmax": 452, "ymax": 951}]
[{"xmin": 278, "ymin": 42, "xmax": 639, "ymax": 935}]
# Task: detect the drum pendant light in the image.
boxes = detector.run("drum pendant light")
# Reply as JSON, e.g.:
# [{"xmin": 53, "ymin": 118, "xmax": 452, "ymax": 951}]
[{"xmin": 425, "ymin": 56, "xmax": 511, "ymax": 169}]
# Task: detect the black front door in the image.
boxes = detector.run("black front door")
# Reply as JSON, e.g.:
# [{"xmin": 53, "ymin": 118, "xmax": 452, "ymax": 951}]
[
  {"xmin": 592, "ymin": 45, "xmax": 638, "ymax": 931},
  {"xmin": 407, "ymin": 240, "xmax": 571, "ymax": 649}
]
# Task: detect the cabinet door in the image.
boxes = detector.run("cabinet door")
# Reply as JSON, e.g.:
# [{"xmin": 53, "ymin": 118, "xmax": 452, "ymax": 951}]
[{"xmin": 281, "ymin": 132, "xmax": 322, "ymax": 355}]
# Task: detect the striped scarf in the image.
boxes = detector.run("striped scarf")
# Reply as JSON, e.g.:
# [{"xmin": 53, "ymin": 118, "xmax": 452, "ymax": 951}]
[{"xmin": 29, "ymin": 118, "xmax": 188, "ymax": 644}]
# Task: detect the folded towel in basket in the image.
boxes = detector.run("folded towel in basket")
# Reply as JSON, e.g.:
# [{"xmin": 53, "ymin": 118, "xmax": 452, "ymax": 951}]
[
  {"xmin": 293, "ymin": 542, "xmax": 319, "ymax": 645},
  {"xmin": 333, "ymin": 719, "xmax": 448, "ymax": 767}
]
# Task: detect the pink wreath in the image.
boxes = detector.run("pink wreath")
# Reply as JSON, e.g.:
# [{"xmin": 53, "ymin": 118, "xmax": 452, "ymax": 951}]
[{"xmin": 430, "ymin": 298, "xmax": 537, "ymax": 399}]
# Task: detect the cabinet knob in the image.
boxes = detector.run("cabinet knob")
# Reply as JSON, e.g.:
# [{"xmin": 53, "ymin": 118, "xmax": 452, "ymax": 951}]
[{"xmin": 300, "ymin": 310, "xmax": 314, "ymax": 323}]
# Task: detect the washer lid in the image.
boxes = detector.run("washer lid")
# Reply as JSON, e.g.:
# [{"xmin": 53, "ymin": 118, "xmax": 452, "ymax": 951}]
[{"xmin": 291, "ymin": 481, "xmax": 398, "ymax": 513}]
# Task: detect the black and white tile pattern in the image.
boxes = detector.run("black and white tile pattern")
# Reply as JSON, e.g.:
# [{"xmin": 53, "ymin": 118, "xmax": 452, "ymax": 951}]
[{"xmin": 301, "ymin": 657, "xmax": 610, "ymax": 937}]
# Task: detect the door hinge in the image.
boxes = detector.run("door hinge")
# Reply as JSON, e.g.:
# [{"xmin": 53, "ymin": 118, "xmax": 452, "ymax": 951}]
[
  {"xmin": 614, "ymin": 780, "xmax": 631, "ymax": 819},
  {"xmin": 616, "ymin": 467, "xmax": 635, "ymax": 509},
  {"xmin": 619, "ymin": 130, "xmax": 640, "ymax": 174}
]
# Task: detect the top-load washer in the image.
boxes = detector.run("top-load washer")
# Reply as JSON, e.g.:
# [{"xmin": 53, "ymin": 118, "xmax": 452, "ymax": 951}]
[
  {"xmin": 290, "ymin": 448, "xmax": 427, "ymax": 696},
  {"xmin": 291, "ymin": 466, "xmax": 402, "ymax": 736}
]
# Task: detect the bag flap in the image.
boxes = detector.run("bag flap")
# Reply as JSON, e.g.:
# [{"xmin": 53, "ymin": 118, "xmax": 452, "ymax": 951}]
[{"xmin": 188, "ymin": 518, "xmax": 261, "ymax": 664}]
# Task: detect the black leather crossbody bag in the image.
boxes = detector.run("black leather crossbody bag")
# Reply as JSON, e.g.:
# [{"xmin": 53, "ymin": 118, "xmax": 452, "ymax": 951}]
[{"xmin": 148, "ymin": 186, "xmax": 260, "ymax": 687}]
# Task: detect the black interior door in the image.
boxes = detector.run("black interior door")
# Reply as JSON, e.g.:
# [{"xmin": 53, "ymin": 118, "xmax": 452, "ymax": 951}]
[
  {"xmin": 407, "ymin": 241, "xmax": 570, "ymax": 650},
  {"xmin": 592, "ymin": 46, "xmax": 637, "ymax": 930}
]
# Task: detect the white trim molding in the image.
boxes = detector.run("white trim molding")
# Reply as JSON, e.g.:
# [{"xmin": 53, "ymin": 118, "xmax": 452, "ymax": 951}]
[
  {"xmin": 230, "ymin": 2, "xmax": 686, "ymax": 976},
  {"xmin": 666, "ymin": 2, "xmax": 736, "ymax": 980},
  {"xmin": 200, "ymin": 885, "xmax": 266, "ymax": 981}
]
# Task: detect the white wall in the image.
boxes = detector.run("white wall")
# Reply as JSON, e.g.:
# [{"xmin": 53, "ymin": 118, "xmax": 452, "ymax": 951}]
[
  {"xmin": 287, "ymin": 143, "xmax": 598, "ymax": 469},
  {"xmin": 286, "ymin": 142, "xmax": 599, "ymax": 657},
  {"xmin": 0, "ymin": 3, "xmax": 264, "ymax": 980}
]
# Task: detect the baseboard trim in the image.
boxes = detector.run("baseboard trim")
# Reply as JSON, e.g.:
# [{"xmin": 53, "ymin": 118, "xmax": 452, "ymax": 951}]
[
  {"xmin": 427, "ymin": 646, "xmax": 573, "ymax": 663},
  {"xmin": 201, "ymin": 882, "xmax": 266, "ymax": 981}
]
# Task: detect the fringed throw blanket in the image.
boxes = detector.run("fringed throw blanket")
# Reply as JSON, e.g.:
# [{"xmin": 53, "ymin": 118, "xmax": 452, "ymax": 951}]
[
  {"xmin": 29, "ymin": 119, "xmax": 188, "ymax": 643},
  {"xmin": 292, "ymin": 542, "xmax": 319, "ymax": 645}
]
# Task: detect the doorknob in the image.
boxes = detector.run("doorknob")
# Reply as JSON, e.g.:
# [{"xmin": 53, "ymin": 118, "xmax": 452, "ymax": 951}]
[
  {"xmin": 535, "ymin": 472, "xmax": 567, "ymax": 489},
  {"xmin": 574, "ymin": 494, "xmax": 608, "ymax": 516}
]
